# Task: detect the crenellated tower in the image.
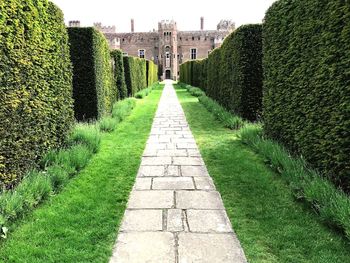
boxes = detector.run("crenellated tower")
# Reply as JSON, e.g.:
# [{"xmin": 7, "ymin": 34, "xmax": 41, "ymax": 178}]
[{"xmin": 158, "ymin": 20, "xmax": 178, "ymax": 80}]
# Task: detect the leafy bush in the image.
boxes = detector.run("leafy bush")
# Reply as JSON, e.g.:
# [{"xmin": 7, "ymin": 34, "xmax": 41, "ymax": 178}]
[
  {"xmin": 263, "ymin": 0, "xmax": 350, "ymax": 192},
  {"xmin": 111, "ymin": 50, "xmax": 127, "ymax": 100},
  {"xmin": 68, "ymin": 27, "xmax": 115, "ymax": 121},
  {"xmin": 68, "ymin": 123, "xmax": 101, "ymax": 153},
  {"xmin": 198, "ymin": 95, "xmax": 245, "ymax": 130},
  {"xmin": 135, "ymin": 86, "xmax": 153, "ymax": 99},
  {"xmin": 147, "ymin": 60, "xmax": 158, "ymax": 86},
  {"xmin": 0, "ymin": 1, "xmax": 74, "ymax": 189},
  {"xmin": 112, "ymin": 98, "xmax": 137, "ymax": 122},
  {"xmin": 123, "ymin": 56, "xmax": 147, "ymax": 96},
  {"xmin": 180, "ymin": 24, "xmax": 263, "ymax": 121},
  {"xmin": 239, "ymin": 123, "xmax": 350, "ymax": 240},
  {"xmin": 98, "ymin": 117, "xmax": 118, "ymax": 132},
  {"xmin": 188, "ymin": 87, "xmax": 205, "ymax": 97}
]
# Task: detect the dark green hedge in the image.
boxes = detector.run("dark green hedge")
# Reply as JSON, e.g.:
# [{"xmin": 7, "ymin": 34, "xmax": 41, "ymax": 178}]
[
  {"xmin": 263, "ymin": 0, "xmax": 350, "ymax": 192},
  {"xmin": 0, "ymin": 1, "xmax": 74, "ymax": 188},
  {"xmin": 123, "ymin": 56, "xmax": 147, "ymax": 96},
  {"xmin": 111, "ymin": 49, "xmax": 127, "ymax": 100},
  {"xmin": 147, "ymin": 60, "xmax": 158, "ymax": 86},
  {"xmin": 68, "ymin": 27, "xmax": 115, "ymax": 121},
  {"xmin": 180, "ymin": 24, "xmax": 263, "ymax": 121}
]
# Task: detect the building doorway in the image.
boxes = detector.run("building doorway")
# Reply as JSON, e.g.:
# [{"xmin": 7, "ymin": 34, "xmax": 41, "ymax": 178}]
[{"xmin": 165, "ymin": 70, "xmax": 171, "ymax": 79}]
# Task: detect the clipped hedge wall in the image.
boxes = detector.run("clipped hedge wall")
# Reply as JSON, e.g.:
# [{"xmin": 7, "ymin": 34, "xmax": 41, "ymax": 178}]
[
  {"xmin": 0, "ymin": 1, "xmax": 74, "ymax": 188},
  {"xmin": 180, "ymin": 24, "xmax": 263, "ymax": 121},
  {"xmin": 263, "ymin": 0, "xmax": 350, "ymax": 192},
  {"xmin": 68, "ymin": 27, "xmax": 115, "ymax": 121},
  {"xmin": 147, "ymin": 60, "xmax": 158, "ymax": 86},
  {"xmin": 111, "ymin": 49, "xmax": 127, "ymax": 100},
  {"xmin": 123, "ymin": 56, "xmax": 147, "ymax": 96}
]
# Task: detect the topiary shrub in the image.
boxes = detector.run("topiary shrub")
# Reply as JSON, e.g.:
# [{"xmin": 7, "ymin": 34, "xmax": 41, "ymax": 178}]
[
  {"xmin": 263, "ymin": 0, "xmax": 350, "ymax": 192},
  {"xmin": 0, "ymin": 0, "xmax": 74, "ymax": 188},
  {"xmin": 111, "ymin": 49, "xmax": 127, "ymax": 100},
  {"xmin": 180, "ymin": 24, "xmax": 263, "ymax": 121},
  {"xmin": 123, "ymin": 56, "xmax": 147, "ymax": 96},
  {"xmin": 68, "ymin": 27, "xmax": 115, "ymax": 121}
]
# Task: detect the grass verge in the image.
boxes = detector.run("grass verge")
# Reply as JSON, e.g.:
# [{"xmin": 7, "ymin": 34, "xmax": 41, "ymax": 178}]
[
  {"xmin": 176, "ymin": 86, "xmax": 350, "ymax": 263},
  {"xmin": 239, "ymin": 123, "xmax": 350, "ymax": 240},
  {"xmin": 0, "ymin": 85, "xmax": 163, "ymax": 262}
]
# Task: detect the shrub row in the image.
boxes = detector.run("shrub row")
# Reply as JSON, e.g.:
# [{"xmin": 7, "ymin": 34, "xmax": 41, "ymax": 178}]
[
  {"xmin": 263, "ymin": 0, "xmax": 350, "ymax": 192},
  {"xmin": 147, "ymin": 60, "xmax": 158, "ymax": 87},
  {"xmin": 68, "ymin": 27, "xmax": 115, "ymax": 121},
  {"xmin": 239, "ymin": 124, "xmax": 350, "ymax": 240},
  {"xmin": 180, "ymin": 24, "xmax": 263, "ymax": 121},
  {"xmin": 0, "ymin": 123, "xmax": 101, "ymax": 238},
  {"xmin": 0, "ymin": 1, "xmax": 74, "ymax": 189},
  {"xmin": 111, "ymin": 50, "xmax": 127, "ymax": 100},
  {"xmin": 123, "ymin": 57, "xmax": 147, "ymax": 97}
]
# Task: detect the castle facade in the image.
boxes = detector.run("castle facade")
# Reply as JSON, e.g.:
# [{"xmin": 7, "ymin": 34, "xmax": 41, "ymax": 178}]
[{"xmin": 69, "ymin": 18, "xmax": 235, "ymax": 80}]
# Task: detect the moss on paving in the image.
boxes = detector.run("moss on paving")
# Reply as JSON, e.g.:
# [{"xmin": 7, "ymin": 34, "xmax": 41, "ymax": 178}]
[
  {"xmin": 0, "ymin": 86, "xmax": 163, "ymax": 263},
  {"xmin": 176, "ymin": 87, "xmax": 350, "ymax": 263}
]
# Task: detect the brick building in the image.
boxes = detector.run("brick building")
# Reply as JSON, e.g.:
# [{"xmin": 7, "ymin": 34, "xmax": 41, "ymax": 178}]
[{"xmin": 69, "ymin": 18, "xmax": 235, "ymax": 80}]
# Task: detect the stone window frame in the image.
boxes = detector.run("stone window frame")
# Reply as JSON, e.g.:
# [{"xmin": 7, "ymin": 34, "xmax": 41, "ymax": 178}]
[
  {"xmin": 138, "ymin": 49, "xmax": 146, "ymax": 59},
  {"xmin": 190, "ymin": 48, "xmax": 197, "ymax": 60}
]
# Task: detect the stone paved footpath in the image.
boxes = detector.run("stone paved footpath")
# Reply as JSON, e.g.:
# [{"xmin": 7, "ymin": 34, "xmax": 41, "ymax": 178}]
[{"xmin": 109, "ymin": 81, "xmax": 247, "ymax": 263}]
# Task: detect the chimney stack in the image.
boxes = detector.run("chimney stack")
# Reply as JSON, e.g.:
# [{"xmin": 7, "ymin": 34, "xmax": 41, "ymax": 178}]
[
  {"xmin": 69, "ymin": 20, "xmax": 81, "ymax": 27},
  {"xmin": 200, "ymin": 17, "xmax": 204, "ymax": 30},
  {"xmin": 131, "ymin": 19, "xmax": 134, "ymax": 33}
]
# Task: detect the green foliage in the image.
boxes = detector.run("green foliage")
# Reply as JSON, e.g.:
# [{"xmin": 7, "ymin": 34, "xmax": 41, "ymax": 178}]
[
  {"xmin": 68, "ymin": 123, "xmax": 101, "ymax": 153},
  {"xmin": 0, "ymin": 1, "xmax": 74, "ymax": 189},
  {"xmin": 180, "ymin": 24, "xmax": 263, "ymax": 121},
  {"xmin": 135, "ymin": 85, "xmax": 155, "ymax": 99},
  {"xmin": 111, "ymin": 50, "xmax": 127, "ymax": 100},
  {"xmin": 0, "ymin": 121, "xmax": 103, "ymax": 238},
  {"xmin": 98, "ymin": 117, "xmax": 118, "ymax": 132},
  {"xmin": 263, "ymin": 0, "xmax": 350, "ymax": 192},
  {"xmin": 146, "ymin": 60, "xmax": 158, "ymax": 86},
  {"xmin": 123, "ymin": 56, "xmax": 147, "ymax": 96},
  {"xmin": 177, "ymin": 88, "xmax": 350, "ymax": 262},
  {"xmin": 112, "ymin": 98, "xmax": 137, "ymax": 122},
  {"xmin": 197, "ymin": 94, "xmax": 245, "ymax": 130},
  {"xmin": 68, "ymin": 27, "xmax": 115, "ymax": 121},
  {"xmin": 239, "ymin": 123, "xmax": 350, "ymax": 240},
  {"xmin": 0, "ymin": 86, "xmax": 163, "ymax": 261}
]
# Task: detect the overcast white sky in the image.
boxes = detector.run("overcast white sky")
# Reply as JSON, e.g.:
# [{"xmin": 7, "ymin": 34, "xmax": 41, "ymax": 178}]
[{"xmin": 51, "ymin": 0, "xmax": 276, "ymax": 32}]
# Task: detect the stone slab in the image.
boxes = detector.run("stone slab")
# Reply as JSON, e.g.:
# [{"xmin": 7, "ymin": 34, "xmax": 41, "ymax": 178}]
[
  {"xmin": 141, "ymin": 157, "xmax": 172, "ymax": 166},
  {"xmin": 137, "ymin": 165, "xmax": 165, "ymax": 177},
  {"xmin": 110, "ymin": 232, "xmax": 175, "ymax": 263},
  {"xmin": 167, "ymin": 209, "xmax": 183, "ymax": 232},
  {"xmin": 153, "ymin": 177, "xmax": 194, "ymax": 190},
  {"xmin": 194, "ymin": 177, "xmax": 215, "ymax": 190},
  {"xmin": 173, "ymin": 157, "xmax": 204, "ymax": 166},
  {"xmin": 178, "ymin": 233, "xmax": 247, "ymax": 263},
  {"xmin": 186, "ymin": 209, "xmax": 233, "ymax": 233},
  {"xmin": 120, "ymin": 210, "xmax": 163, "ymax": 231},
  {"xmin": 181, "ymin": 165, "xmax": 209, "ymax": 177},
  {"xmin": 133, "ymin": 178, "xmax": 152, "ymax": 190},
  {"xmin": 128, "ymin": 190, "xmax": 174, "ymax": 209},
  {"xmin": 176, "ymin": 191, "xmax": 224, "ymax": 209}
]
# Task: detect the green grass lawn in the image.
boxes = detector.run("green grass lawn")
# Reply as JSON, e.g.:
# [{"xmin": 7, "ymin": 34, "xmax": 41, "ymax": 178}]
[
  {"xmin": 0, "ymin": 86, "xmax": 163, "ymax": 263},
  {"xmin": 176, "ymin": 87, "xmax": 350, "ymax": 263}
]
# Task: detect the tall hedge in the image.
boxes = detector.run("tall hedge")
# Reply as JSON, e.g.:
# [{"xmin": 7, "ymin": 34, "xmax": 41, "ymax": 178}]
[
  {"xmin": 123, "ymin": 56, "xmax": 147, "ymax": 96},
  {"xmin": 111, "ymin": 49, "xmax": 127, "ymax": 100},
  {"xmin": 180, "ymin": 24, "xmax": 263, "ymax": 121},
  {"xmin": 263, "ymin": 0, "xmax": 350, "ymax": 191},
  {"xmin": 147, "ymin": 60, "xmax": 158, "ymax": 86},
  {"xmin": 68, "ymin": 27, "xmax": 115, "ymax": 121},
  {"xmin": 0, "ymin": 1, "xmax": 74, "ymax": 188}
]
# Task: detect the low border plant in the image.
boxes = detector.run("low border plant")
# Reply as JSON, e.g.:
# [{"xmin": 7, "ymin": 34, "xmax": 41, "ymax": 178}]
[
  {"xmin": 180, "ymin": 83, "xmax": 244, "ymax": 129},
  {"xmin": 239, "ymin": 123, "xmax": 350, "ymax": 240},
  {"xmin": 0, "ymin": 123, "xmax": 101, "ymax": 239}
]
